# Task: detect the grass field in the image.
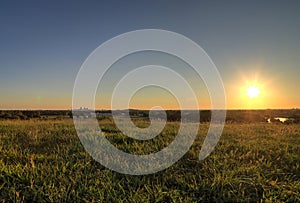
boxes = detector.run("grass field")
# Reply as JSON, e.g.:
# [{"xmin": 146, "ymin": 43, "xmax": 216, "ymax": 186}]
[{"xmin": 0, "ymin": 119, "xmax": 300, "ymax": 202}]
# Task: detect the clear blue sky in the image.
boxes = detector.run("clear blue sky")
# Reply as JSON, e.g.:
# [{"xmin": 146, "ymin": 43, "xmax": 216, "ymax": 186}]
[{"xmin": 0, "ymin": 1, "xmax": 299, "ymax": 109}]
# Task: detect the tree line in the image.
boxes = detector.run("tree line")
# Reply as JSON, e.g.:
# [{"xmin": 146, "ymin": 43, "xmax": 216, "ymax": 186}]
[{"xmin": 0, "ymin": 109, "xmax": 299, "ymax": 123}]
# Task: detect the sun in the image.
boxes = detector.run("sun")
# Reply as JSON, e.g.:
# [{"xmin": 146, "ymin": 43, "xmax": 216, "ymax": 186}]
[{"xmin": 247, "ymin": 85, "xmax": 260, "ymax": 98}]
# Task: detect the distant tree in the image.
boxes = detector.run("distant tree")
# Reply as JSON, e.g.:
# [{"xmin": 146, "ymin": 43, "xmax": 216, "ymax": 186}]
[
  {"xmin": 167, "ymin": 111, "xmax": 181, "ymax": 121},
  {"xmin": 3, "ymin": 112, "xmax": 12, "ymax": 119},
  {"xmin": 17, "ymin": 112, "xmax": 27, "ymax": 120},
  {"xmin": 292, "ymin": 114, "xmax": 300, "ymax": 123}
]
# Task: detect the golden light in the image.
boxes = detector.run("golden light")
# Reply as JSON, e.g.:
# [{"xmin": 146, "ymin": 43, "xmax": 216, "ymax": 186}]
[
  {"xmin": 247, "ymin": 85, "xmax": 260, "ymax": 99},
  {"xmin": 228, "ymin": 68, "xmax": 274, "ymax": 109}
]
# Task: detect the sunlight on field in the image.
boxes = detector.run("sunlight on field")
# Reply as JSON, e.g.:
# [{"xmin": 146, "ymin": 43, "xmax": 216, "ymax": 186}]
[{"xmin": 0, "ymin": 120, "xmax": 299, "ymax": 202}]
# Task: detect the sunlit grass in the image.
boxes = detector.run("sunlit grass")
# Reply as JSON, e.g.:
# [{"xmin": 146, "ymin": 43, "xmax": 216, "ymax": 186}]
[{"xmin": 0, "ymin": 120, "xmax": 299, "ymax": 202}]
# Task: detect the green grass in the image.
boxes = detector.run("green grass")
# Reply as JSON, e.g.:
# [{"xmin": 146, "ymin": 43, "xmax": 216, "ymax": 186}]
[{"xmin": 0, "ymin": 120, "xmax": 299, "ymax": 202}]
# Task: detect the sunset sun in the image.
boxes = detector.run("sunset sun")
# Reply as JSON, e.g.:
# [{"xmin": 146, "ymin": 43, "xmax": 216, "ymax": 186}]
[{"xmin": 247, "ymin": 85, "xmax": 260, "ymax": 99}]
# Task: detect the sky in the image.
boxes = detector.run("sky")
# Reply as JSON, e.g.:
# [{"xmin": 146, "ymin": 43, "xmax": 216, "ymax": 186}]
[{"xmin": 0, "ymin": 1, "xmax": 299, "ymax": 110}]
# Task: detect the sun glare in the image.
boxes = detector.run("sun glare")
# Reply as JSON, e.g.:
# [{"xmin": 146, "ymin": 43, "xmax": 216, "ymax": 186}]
[{"xmin": 247, "ymin": 86, "xmax": 260, "ymax": 99}]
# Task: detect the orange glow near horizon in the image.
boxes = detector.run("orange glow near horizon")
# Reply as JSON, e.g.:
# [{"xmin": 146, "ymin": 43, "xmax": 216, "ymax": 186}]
[
  {"xmin": 1, "ymin": 69, "xmax": 299, "ymax": 110},
  {"xmin": 226, "ymin": 68, "xmax": 279, "ymax": 109}
]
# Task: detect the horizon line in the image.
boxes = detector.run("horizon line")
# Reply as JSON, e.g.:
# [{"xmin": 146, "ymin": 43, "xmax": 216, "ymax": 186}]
[{"xmin": 1, "ymin": 108, "xmax": 299, "ymax": 111}]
